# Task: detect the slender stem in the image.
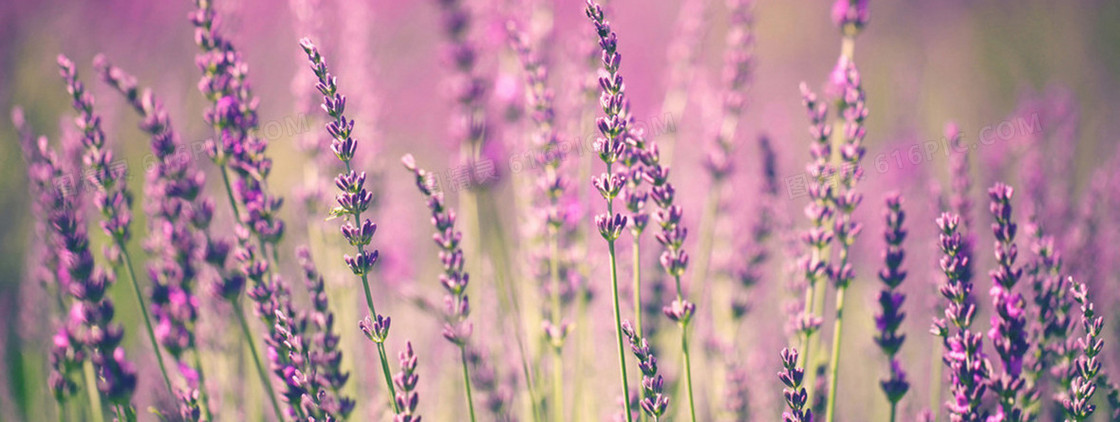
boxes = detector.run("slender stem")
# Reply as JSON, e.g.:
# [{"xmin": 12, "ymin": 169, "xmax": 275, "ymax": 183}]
[
  {"xmin": 459, "ymin": 347, "xmax": 479, "ymax": 422},
  {"xmin": 929, "ymin": 337, "xmax": 943, "ymax": 422},
  {"xmin": 82, "ymin": 361, "xmax": 105, "ymax": 422},
  {"xmin": 549, "ymin": 227, "xmax": 564, "ymax": 422},
  {"xmin": 889, "ymin": 400, "xmax": 897, "ymax": 422},
  {"xmin": 824, "ymin": 285, "xmax": 848, "ymax": 422},
  {"xmin": 233, "ymin": 300, "xmax": 284, "ymax": 421},
  {"xmin": 632, "ymin": 237, "xmax": 642, "ymax": 337},
  {"xmin": 218, "ymin": 166, "xmax": 241, "ymax": 220},
  {"xmin": 681, "ymin": 325, "xmax": 698, "ymax": 422},
  {"xmin": 481, "ymin": 202, "xmax": 541, "ymax": 422},
  {"xmin": 357, "ymin": 268, "xmax": 401, "ymax": 413},
  {"xmin": 192, "ymin": 349, "xmax": 213, "ymax": 421},
  {"xmin": 117, "ymin": 248, "xmax": 174, "ymax": 397},
  {"xmin": 608, "ymin": 241, "xmax": 635, "ymax": 422},
  {"xmin": 677, "ymin": 275, "xmax": 697, "ymax": 422}
]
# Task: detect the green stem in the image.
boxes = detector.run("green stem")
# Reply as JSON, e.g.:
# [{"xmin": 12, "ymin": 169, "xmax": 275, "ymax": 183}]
[
  {"xmin": 889, "ymin": 400, "xmax": 897, "ymax": 422},
  {"xmin": 607, "ymin": 241, "xmax": 635, "ymax": 422},
  {"xmin": 824, "ymin": 285, "xmax": 848, "ymax": 422},
  {"xmin": 632, "ymin": 236, "xmax": 642, "ymax": 337},
  {"xmin": 459, "ymin": 347, "xmax": 479, "ymax": 422},
  {"xmin": 218, "ymin": 166, "xmax": 241, "ymax": 220},
  {"xmin": 82, "ymin": 361, "xmax": 105, "ymax": 422},
  {"xmin": 549, "ymin": 227, "xmax": 564, "ymax": 422},
  {"xmin": 117, "ymin": 248, "xmax": 174, "ymax": 397},
  {"xmin": 358, "ymin": 269, "xmax": 401, "ymax": 414},
  {"xmin": 233, "ymin": 300, "xmax": 284, "ymax": 421},
  {"xmin": 680, "ymin": 321, "xmax": 697, "ymax": 422}
]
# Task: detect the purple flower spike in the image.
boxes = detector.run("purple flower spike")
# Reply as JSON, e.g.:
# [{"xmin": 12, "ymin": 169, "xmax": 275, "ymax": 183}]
[
  {"xmin": 876, "ymin": 193, "xmax": 909, "ymax": 408},
  {"xmin": 779, "ymin": 348, "xmax": 813, "ymax": 422},
  {"xmin": 934, "ymin": 212, "xmax": 991, "ymax": 421},
  {"xmin": 986, "ymin": 183, "xmax": 1028, "ymax": 419},
  {"xmin": 1064, "ymin": 279, "xmax": 1104, "ymax": 421},
  {"xmin": 622, "ymin": 321, "xmax": 669, "ymax": 419},
  {"xmin": 401, "ymin": 155, "xmax": 474, "ymax": 346},
  {"xmin": 394, "ymin": 342, "xmax": 422, "ymax": 422}
]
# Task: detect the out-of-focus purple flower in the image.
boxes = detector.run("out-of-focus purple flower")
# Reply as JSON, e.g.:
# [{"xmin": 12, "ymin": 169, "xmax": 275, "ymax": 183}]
[
  {"xmin": 986, "ymin": 183, "xmax": 1028, "ymax": 420},
  {"xmin": 795, "ymin": 83, "xmax": 833, "ymax": 340},
  {"xmin": 779, "ymin": 348, "xmax": 813, "ymax": 422},
  {"xmin": 831, "ymin": 0, "xmax": 869, "ymax": 34},
  {"xmin": 434, "ymin": 0, "xmax": 493, "ymax": 186},
  {"xmin": 703, "ymin": 0, "xmax": 754, "ymax": 180},
  {"xmin": 1021, "ymin": 220, "xmax": 1072, "ymax": 415},
  {"xmin": 295, "ymin": 246, "xmax": 355, "ymax": 418},
  {"xmin": 876, "ymin": 193, "xmax": 909, "ymax": 406},
  {"xmin": 731, "ymin": 134, "xmax": 778, "ymax": 322},
  {"xmin": 1063, "ymin": 280, "xmax": 1104, "ymax": 421},
  {"xmin": 465, "ymin": 345, "xmax": 516, "ymax": 422}
]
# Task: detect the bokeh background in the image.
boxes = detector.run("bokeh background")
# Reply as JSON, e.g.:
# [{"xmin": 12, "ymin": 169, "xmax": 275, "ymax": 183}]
[{"xmin": 2, "ymin": 0, "xmax": 1119, "ymax": 420}]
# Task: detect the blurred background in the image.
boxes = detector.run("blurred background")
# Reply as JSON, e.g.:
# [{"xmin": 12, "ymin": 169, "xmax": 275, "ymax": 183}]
[{"xmin": 2, "ymin": 0, "xmax": 1119, "ymax": 420}]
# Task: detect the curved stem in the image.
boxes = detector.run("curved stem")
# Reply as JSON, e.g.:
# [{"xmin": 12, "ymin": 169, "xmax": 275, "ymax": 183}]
[
  {"xmin": 233, "ymin": 300, "xmax": 284, "ymax": 421},
  {"xmin": 118, "ymin": 248, "xmax": 174, "ymax": 397},
  {"xmin": 824, "ymin": 285, "xmax": 848, "ymax": 422},
  {"xmin": 459, "ymin": 346, "xmax": 479, "ymax": 422},
  {"xmin": 357, "ymin": 268, "xmax": 401, "ymax": 413},
  {"xmin": 82, "ymin": 361, "xmax": 105, "ymax": 422},
  {"xmin": 608, "ymin": 241, "xmax": 635, "ymax": 422}
]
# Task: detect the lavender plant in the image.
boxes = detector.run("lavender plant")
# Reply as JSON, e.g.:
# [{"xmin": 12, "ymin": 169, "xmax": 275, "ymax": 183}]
[
  {"xmin": 779, "ymin": 348, "xmax": 813, "ymax": 422},
  {"xmin": 585, "ymin": 1, "xmax": 637, "ymax": 419},
  {"xmin": 190, "ymin": 1, "xmax": 286, "ymax": 417},
  {"xmin": 932, "ymin": 213, "xmax": 991, "ymax": 421},
  {"xmin": 57, "ymin": 56, "xmax": 173, "ymax": 407},
  {"xmin": 1064, "ymin": 280, "xmax": 1103, "ymax": 421},
  {"xmin": 876, "ymin": 193, "xmax": 909, "ymax": 421},
  {"xmin": 622, "ymin": 320, "xmax": 669, "ymax": 421},
  {"xmin": 987, "ymin": 183, "xmax": 1029, "ymax": 420},
  {"xmin": 393, "ymin": 342, "xmax": 421, "ymax": 422},
  {"xmin": 300, "ymin": 37, "xmax": 400, "ymax": 414},
  {"xmin": 401, "ymin": 154, "xmax": 477, "ymax": 421}
]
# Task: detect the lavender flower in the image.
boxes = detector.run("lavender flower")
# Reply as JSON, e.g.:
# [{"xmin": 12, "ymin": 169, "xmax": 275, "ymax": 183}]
[
  {"xmin": 1021, "ymin": 221, "xmax": 1072, "ymax": 416},
  {"xmin": 401, "ymin": 154, "xmax": 478, "ymax": 420},
  {"xmin": 796, "ymin": 82, "xmax": 832, "ymax": 346},
  {"xmin": 433, "ymin": 0, "xmax": 491, "ymax": 174},
  {"xmin": 94, "ymin": 56, "xmax": 216, "ymax": 416},
  {"xmin": 985, "ymin": 183, "xmax": 1028, "ymax": 420},
  {"xmin": 944, "ymin": 123, "xmax": 976, "ymax": 296},
  {"xmin": 1064, "ymin": 280, "xmax": 1103, "ymax": 421},
  {"xmin": 779, "ymin": 348, "xmax": 813, "ymax": 422},
  {"xmin": 702, "ymin": 0, "xmax": 754, "ymax": 180},
  {"xmin": 622, "ymin": 321, "xmax": 669, "ymax": 420},
  {"xmin": 933, "ymin": 213, "xmax": 990, "ymax": 421},
  {"xmin": 731, "ymin": 135, "xmax": 780, "ymax": 323},
  {"xmin": 301, "ymin": 37, "xmax": 402, "ymax": 414},
  {"xmin": 876, "ymin": 193, "xmax": 909, "ymax": 417},
  {"xmin": 585, "ymin": 1, "xmax": 636, "ymax": 419},
  {"xmin": 296, "ymin": 246, "xmax": 355, "ymax": 418},
  {"xmin": 393, "ymin": 342, "xmax": 421, "ymax": 422},
  {"xmin": 831, "ymin": 0, "xmax": 869, "ymax": 34}
]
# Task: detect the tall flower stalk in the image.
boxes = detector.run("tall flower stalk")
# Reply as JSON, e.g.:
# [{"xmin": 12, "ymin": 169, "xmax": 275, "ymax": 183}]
[
  {"xmin": 796, "ymin": 83, "xmax": 831, "ymax": 387},
  {"xmin": 57, "ymin": 55, "xmax": 173, "ymax": 404},
  {"xmin": 1063, "ymin": 280, "xmax": 1103, "ymax": 421},
  {"xmin": 189, "ymin": 1, "xmax": 285, "ymax": 417},
  {"xmin": 401, "ymin": 154, "xmax": 477, "ymax": 421},
  {"xmin": 823, "ymin": 58, "xmax": 868, "ymax": 422},
  {"xmin": 585, "ymin": 1, "xmax": 635, "ymax": 419},
  {"xmin": 876, "ymin": 193, "xmax": 909, "ymax": 422},
  {"xmin": 987, "ymin": 183, "xmax": 1028, "ymax": 420},
  {"xmin": 393, "ymin": 342, "xmax": 422, "ymax": 422},
  {"xmin": 300, "ymin": 38, "xmax": 400, "ymax": 413},
  {"xmin": 508, "ymin": 22, "xmax": 571, "ymax": 422},
  {"xmin": 696, "ymin": 0, "xmax": 755, "ymax": 329},
  {"xmin": 932, "ymin": 213, "xmax": 990, "ymax": 421},
  {"xmin": 94, "ymin": 56, "xmax": 215, "ymax": 419}
]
